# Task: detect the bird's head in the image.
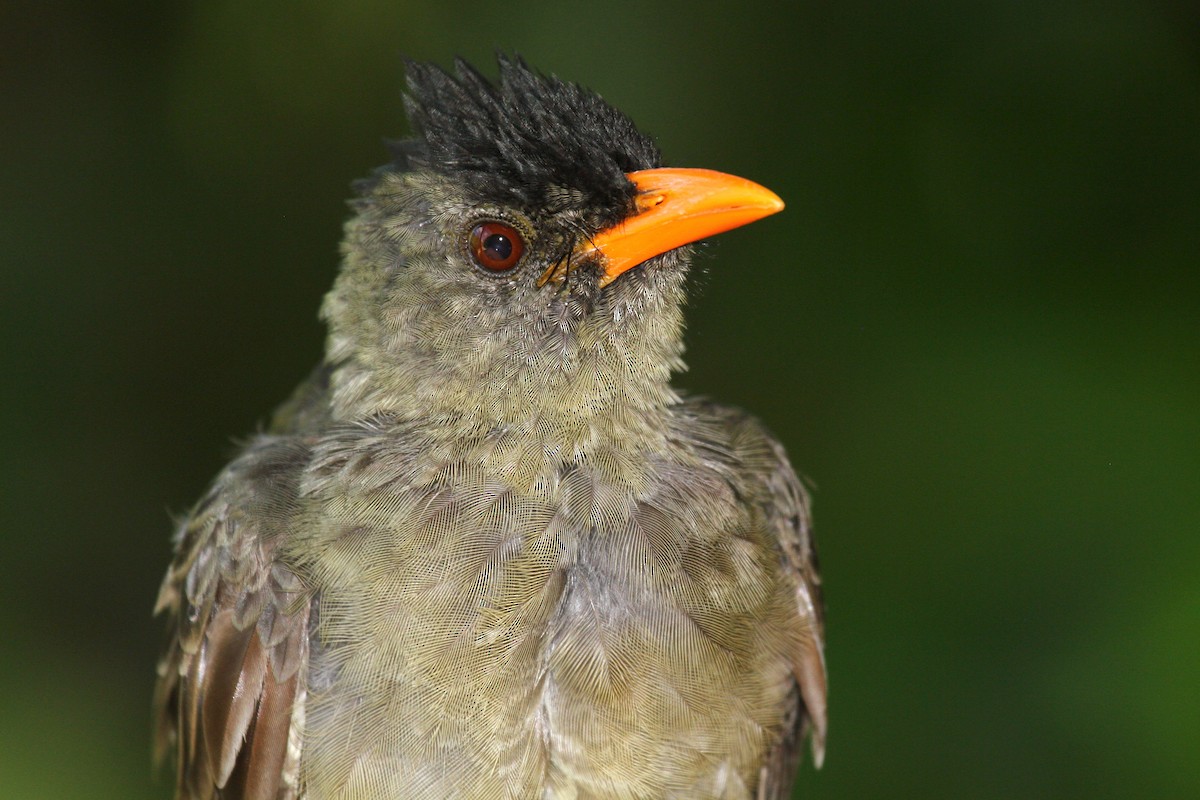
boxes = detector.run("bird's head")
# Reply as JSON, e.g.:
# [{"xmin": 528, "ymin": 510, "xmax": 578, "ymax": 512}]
[{"xmin": 323, "ymin": 56, "xmax": 782, "ymax": 445}]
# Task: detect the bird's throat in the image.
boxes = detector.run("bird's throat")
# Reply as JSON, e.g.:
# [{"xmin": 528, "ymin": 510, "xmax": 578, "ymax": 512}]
[{"xmin": 324, "ymin": 312, "xmax": 687, "ymax": 473}]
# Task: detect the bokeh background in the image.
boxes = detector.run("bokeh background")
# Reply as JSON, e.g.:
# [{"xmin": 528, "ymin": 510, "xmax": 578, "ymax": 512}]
[{"xmin": 2, "ymin": 1, "xmax": 1197, "ymax": 797}]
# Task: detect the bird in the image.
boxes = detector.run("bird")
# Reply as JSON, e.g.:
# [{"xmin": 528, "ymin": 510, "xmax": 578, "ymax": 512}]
[{"xmin": 154, "ymin": 55, "xmax": 826, "ymax": 800}]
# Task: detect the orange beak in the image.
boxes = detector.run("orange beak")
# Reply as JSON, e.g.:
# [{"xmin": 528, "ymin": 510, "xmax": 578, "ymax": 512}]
[{"xmin": 582, "ymin": 167, "xmax": 785, "ymax": 287}]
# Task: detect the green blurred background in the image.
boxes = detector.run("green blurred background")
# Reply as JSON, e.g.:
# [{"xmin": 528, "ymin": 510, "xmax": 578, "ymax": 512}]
[{"xmin": 2, "ymin": 1, "xmax": 1197, "ymax": 797}]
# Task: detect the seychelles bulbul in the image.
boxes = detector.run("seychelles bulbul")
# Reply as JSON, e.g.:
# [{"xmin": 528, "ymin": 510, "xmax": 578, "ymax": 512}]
[{"xmin": 154, "ymin": 55, "xmax": 827, "ymax": 800}]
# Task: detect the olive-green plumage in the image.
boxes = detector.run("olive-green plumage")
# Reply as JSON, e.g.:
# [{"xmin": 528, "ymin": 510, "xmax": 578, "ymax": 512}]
[{"xmin": 155, "ymin": 56, "xmax": 826, "ymax": 800}]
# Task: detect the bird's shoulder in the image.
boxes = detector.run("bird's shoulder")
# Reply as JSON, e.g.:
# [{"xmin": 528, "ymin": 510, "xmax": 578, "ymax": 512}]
[
  {"xmin": 155, "ymin": 432, "xmax": 315, "ymax": 800},
  {"xmin": 666, "ymin": 397, "xmax": 810, "ymax": 517}
]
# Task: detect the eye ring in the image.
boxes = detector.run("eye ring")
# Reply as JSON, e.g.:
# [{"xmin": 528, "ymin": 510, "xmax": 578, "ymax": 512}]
[{"xmin": 469, "ymin": 221, "xmax": 525, "ymax": 273}]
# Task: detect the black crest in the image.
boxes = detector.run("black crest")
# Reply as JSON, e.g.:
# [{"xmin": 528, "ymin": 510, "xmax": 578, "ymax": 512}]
[{"xmin": 398, "ymin": 55, "xmax": 661, "ymax": 226}]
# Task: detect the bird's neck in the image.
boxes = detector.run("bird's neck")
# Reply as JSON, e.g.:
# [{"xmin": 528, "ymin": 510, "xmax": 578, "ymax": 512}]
[{"xmin": 323, "ymin": 309, "xmax": 687, "ymax": 466}]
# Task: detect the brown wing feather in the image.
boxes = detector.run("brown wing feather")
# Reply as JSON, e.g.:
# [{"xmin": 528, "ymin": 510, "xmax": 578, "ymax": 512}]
[
  {"xmin": 155, "ymin": 436, "xmax": 313, "ymax": 800},
  {"xmin": 235, "ymin": 665, "xmax": 302, "ymax": 800}
]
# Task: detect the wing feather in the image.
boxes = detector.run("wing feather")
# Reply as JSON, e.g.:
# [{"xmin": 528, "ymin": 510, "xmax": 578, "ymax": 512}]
[
  {"xmin": 154, "ymin": 436, "xmax": 313, "ymax": 800},
  {"xmin": 758, "ymin": 428, "xmax": 827, "ymax": 795},
  {"xmin": 688, "ymin": 402, "xmax": 827, "ymax": 799}
]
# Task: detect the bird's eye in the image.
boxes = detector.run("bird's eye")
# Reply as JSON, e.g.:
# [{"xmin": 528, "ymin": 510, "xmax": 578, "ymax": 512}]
[{"xmin": 469, "ymin": 221, "xmax": 525, "ymax": 273}]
